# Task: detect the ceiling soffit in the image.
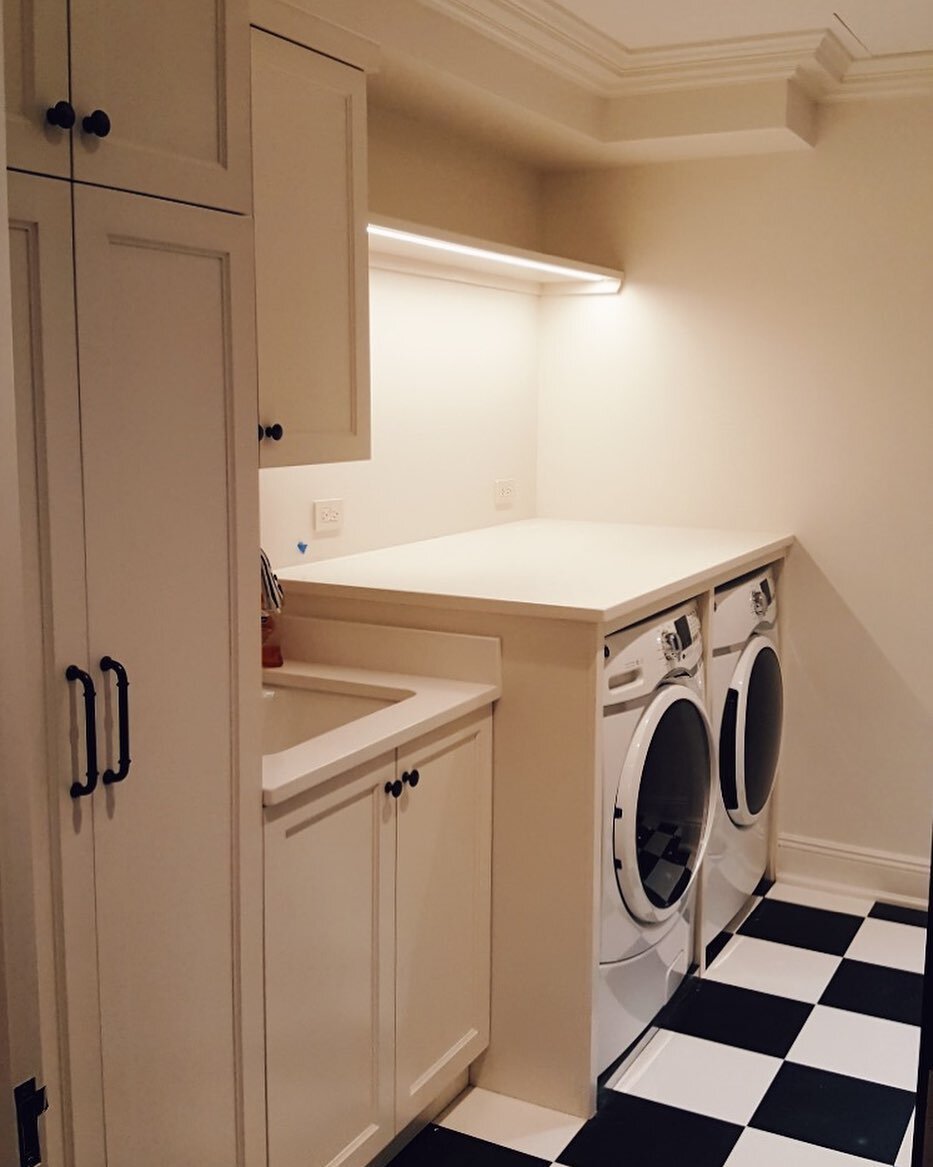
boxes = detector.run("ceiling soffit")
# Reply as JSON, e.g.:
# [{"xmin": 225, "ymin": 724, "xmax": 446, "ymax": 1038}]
[{"xmin": 417, "ymin": 0, "xmax": 933, "ymax": 100}]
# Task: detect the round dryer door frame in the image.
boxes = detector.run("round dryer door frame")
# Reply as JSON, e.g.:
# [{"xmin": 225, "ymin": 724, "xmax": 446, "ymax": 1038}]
[
  {"xmin": 613, "ymin": 684, "xmax": 715, "ymax": 927},
  {"xmin": 719, "ymin": 636, "xmax": 783, "ymax": 828}
]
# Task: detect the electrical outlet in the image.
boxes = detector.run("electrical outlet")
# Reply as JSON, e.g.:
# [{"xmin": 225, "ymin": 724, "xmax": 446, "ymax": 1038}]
[
  {"xmin": 494, "ymin": 479, "xmax": 517, "ymax": 508},
  {"xmin": 313, "ymin": 498, "xmax": 344, "ymax": 533}
]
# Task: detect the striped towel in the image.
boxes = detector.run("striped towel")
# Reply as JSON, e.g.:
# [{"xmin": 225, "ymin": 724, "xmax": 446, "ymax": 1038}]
[{"xmin": 260, "ymin": 548, "xmax": 284, "ymax": 613}]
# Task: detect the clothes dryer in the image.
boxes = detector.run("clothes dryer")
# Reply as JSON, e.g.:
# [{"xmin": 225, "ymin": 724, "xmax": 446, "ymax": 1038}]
[
  {"xmin": 598, "ymin": 601, "xmax": 715, "ymax": 1073},
  {"xmin": 701, "ymin": 567, "xmax": 783, "ymax": 955}
]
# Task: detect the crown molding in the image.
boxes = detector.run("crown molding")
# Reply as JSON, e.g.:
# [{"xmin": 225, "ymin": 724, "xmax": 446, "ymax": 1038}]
[{"xmin": 418, "ymin": 0, "xmax": 933, "ymax": 101}]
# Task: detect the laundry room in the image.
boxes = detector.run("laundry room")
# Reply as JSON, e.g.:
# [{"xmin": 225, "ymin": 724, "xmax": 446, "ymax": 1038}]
[{"xmin": 2, "ymin": 2, "xmax": 932, "ymax": 1166}]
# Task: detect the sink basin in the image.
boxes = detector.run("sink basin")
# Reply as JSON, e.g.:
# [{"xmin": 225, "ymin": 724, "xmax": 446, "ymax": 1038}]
[{"xmin": 261, "ymin": 676, "xmax": 415, "ymax": 756}]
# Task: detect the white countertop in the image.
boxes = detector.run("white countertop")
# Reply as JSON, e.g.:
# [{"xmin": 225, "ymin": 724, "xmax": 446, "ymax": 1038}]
[
  {"xmin": 262, "ymin": 660, "xmax": 499, "ymax": 807},
  {"xmin": 278, "ymin": 519, "xmax": 795, "ymax": 624}
]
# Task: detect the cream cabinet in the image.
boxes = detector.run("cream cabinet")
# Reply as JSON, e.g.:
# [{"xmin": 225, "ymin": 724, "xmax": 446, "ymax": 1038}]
[
  {"xmin": 250, "ymin": 16, "xmax": 372, "ymax": 466},
  {"xmin": 3, "ymin": 0, "xmax": 251, "ymax": 210},
  {"xmin": 263, "ymin": 709, "xmax": 492, "ymax": 1167},
  {"xmin": 8, "ymin": 170, "xmax": 265, "ymax": 1166}
]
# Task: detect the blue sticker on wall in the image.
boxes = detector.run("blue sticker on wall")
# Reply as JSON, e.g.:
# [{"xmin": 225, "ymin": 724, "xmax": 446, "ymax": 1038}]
[{"xmin": 297, "ymin": 541, "xmax": 308, "ymax": 554}]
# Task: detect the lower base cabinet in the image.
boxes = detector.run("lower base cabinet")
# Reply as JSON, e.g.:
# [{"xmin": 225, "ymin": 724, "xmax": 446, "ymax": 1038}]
[{"xmin": 263, "ymin": 708, "xmax": 492, "ymax": 1167}]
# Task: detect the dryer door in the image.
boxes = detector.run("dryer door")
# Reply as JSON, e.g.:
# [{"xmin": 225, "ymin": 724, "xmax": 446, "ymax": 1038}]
[
  {"xmin": 719, "ymin": 636, "xmax": 783, "ymax": 827},
  {"xmin": 613, "ymin": 685, "xmax": 714, "ymax": 926}
]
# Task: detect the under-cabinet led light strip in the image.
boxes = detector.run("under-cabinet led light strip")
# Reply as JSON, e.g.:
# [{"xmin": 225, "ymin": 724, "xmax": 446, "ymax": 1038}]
[{"xmin": 367, "ymin": 223, "xmax": 613, "ymax": 285}]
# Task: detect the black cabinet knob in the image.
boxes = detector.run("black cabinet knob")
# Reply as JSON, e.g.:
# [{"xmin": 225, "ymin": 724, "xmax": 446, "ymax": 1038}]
[
  {"xmin": 82, "ymin": 109, "xmax": 111, "ymax": 138},
  {"xmin": 385, "ymin": 779, "xmax": 403, "ymax": 799},
  {"xmin": 46, "ymin": 100, "xmax": 76, "ymax": 130},
  {"xmin": 403, "ymin": 769, "xmax": 420, "ymax": 788},
  {"xmin": 258, "ymin": 424, "xmax": 264, "ymax": 442},
  {"xmin": 263, "ymin": 423, "xmax": 284, "ymax": 441}
]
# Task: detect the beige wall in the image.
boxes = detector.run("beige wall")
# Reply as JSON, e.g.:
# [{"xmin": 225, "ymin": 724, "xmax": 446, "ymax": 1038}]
[
  {"xmin": 368, "ymin": 104, "xmax": 542, "ymax": 249},
  {"xmin": 537, "ymin": 95, "xmax": 933, "ymax": 872},
  {"xmin": 260, "ymin": 266, "xmax": 540, "ymax": 567}
]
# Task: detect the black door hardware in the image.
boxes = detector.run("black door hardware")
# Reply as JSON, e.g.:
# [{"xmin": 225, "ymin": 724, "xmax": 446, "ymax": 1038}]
[
  {"xmin": 66, "ymin": 665, "xmax": 98, "ymax": 798},
  {"xmin": 262, "ymin": 423, "xmax": 284, "ymax": 441},
  {"xmin": 46, "ymin": 100, "xmax": 76, "ymax": 130},
  {"xmin": 385, "ymin": 779, "xmax": 403, "ymax": 799},
  {"xmin": 82, "ymin": 109, "xmax": 111, "ymax": 137},
  {"xmin": 100, "ymin": 656, "xmax": 131, "ymax": 785},
  {"xmin": 402, "ymin": 769, "xmax": 420, "ymax": 788},
  {"xmin": 14, "ymin": 1078, "xmax": 48, "ymax": 1167}
]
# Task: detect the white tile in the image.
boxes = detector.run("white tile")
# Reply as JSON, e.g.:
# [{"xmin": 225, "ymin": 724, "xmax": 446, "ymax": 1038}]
[
  {"xmin": 846, "ymin": 917, "xmax": 926, "ymax": 973},
  {"xmin": 706, "ymin": 934, "xmax": 842, "ymax": 1002},
  {"xmin": 895, "ymin": 1113, "xmax": 915, "ymax": 1166},
  {"xmin": 612, "ymin": 1029, "xmax": 781, "ymax": 1125},
  {"xmin": 725, "ymin": 1126, "xmax": 881, "ymax": 1166},
  {"xmin": 788, "ymin": 1005, "xmax": 920, "ymax": 1090},
  {"xmin": 767, "ymin": 881, "xmax": 873, "ymax": 917},
  {"xmin": 438, "ymin": 1087, "xmax": 584, "ymax": 1161}
]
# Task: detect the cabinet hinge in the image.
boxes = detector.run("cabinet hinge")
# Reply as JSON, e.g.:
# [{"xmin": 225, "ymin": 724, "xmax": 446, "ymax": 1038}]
[{"xmin": 14, "ymin": 1077, "xmax": 48, "ymax": 1167}]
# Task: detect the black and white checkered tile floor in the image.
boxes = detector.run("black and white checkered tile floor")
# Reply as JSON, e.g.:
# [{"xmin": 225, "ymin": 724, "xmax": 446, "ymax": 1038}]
[{"xmin": 387, "ymin": 880, "xmax": 927, "ymax": 1167}]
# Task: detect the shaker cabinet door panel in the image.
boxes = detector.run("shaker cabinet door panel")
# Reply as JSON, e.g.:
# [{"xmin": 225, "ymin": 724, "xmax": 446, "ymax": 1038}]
[
  {"xmin": 395, "ymin": 714, "xmax": 492, "ymax": 1127},
  {"xmin": 264, "ymin": 758, "xmax": 397, "ymax": 1167},
  {"xmin": 68, "ymin": 185, "xmax": 258, "ymax": 1165},
  {"xmin": 7, "ymin": 170, "xmax": 97, "ymax": 1167},
  {"xmin": 251, "ymin": 26, "xmax": 371, "ymax": 466},
  {"xmin": 3, "ymin": 0, "xmax": 71, "ymax": 177}
]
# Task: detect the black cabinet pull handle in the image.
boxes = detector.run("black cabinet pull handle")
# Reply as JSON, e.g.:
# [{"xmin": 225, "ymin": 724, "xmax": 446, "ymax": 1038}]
[
  {"xmin": 263, "ymin": 423, "xmax": 284, "ymax": 441},
  {"xmin": 385, "ymin": 779, "xmax": 403, "ymax": 799},
  {"xmin": 82, "ymin": 109, "xmax": 111, "ymax": 138},
  {"xmin": 66, "ymin": 665, "xmax": 98, "ymax": 798},
  {"xmin": 257, "ymin": 424, "xmax": 264, "ymax": 443},
  {"xmin": 100, "ymin": 656, "xmax": 131, "ymax": 785},
  {"xmin": 402, "ymin": 769, "xmax": 420, "ymax": 788},
  {"xmin": 46, "ymin": 100, "xmax": 76, "ymax": 130}
]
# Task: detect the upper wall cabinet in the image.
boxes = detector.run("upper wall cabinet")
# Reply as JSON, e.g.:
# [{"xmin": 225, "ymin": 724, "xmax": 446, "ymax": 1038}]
[
  {"xmin": 3, "ymin": 0, "xmax": 252, "ymax": 212},
  {"xmin": 251, "ymin": 4, "xmax": 376, "ymax": 467}
]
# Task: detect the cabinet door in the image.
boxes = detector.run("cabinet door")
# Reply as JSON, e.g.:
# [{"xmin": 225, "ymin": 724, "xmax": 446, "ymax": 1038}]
[
  {"xmin": 264, "ymin": 757, "xmax": 397, "ymax": 1167},
  {"xmin": 67, "ymin": 185, "xmax": 263, "ymax": 1166},
  {"xmin": 8, "ymin": 169, "xmax": 97, "ymax": 1162},
  {"xmin": 395, "ymin": 711, "xmax": 492, "ymax": 1128},
  {"xmin": 68, "ymin": 0, "xmax": 251, "ymax": 211},
  {"xmin": 251, "ymin": 26, "xmax": 371, "ymax": 466},
  {"xmin": 3, "ymin": 0, "xmax": 71, "ymax": 177}
]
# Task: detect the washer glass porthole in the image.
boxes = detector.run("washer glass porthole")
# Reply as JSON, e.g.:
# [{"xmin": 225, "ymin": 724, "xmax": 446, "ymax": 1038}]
[{"xmin": 621, "ymin": 696, "xmax": 711, "ymax": 912}]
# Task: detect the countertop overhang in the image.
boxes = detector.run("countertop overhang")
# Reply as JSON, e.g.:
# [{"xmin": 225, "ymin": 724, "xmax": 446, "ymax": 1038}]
[{"xmin": 277, "ymin": 519, "xmax": 795, "ymax": 624}]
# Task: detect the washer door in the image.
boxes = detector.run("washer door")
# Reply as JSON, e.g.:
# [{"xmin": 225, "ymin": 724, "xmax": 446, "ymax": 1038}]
[
  {"xmin": 719, "ymin": 637, "xmax": 783, "ymax": 827},
  {"xmin": 613, "ymin": 685, "xmax": 714, "ymax": 926}
]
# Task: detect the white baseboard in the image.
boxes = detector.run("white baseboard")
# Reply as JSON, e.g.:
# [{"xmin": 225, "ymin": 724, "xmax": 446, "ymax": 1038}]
[{"xmin": 777, "ymin": 832, "xmax": 930, "ymax": 908}]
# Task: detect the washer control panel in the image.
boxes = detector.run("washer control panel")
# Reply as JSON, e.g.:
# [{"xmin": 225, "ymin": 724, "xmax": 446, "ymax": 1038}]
[{"xmin": 603, "ymin": 602, "xmax": 703, "ymax": 704}]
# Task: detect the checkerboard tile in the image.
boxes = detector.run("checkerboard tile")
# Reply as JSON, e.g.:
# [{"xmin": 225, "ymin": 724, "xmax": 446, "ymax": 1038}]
[{"xmin": 384, "ymin": 884, "xmax": 924, "ymax": 1167}]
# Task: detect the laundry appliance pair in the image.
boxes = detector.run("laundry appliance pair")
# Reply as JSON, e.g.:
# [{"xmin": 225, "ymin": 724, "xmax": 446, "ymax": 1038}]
[{"xmin": 597, "ymin": 569, "xmax": 783, "ymax": 1074}]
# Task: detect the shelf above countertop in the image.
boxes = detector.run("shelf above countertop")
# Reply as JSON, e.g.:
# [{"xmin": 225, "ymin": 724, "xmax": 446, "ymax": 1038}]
[
  {"xmin": 368, "ymin": 215, "xmax": 624, "ymax": 296},
  {"xmin": 276, "ymin": 519, "xmax": 795, "ymax": 626}
]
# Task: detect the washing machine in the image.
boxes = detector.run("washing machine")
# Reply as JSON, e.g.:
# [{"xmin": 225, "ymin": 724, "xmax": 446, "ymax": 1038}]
[
  {"xmin": 598, "ymin": 601, "xmax": 715, "ymax": 1074},
  {"xmin": 701, "ymin": 567, "xmax": 783, "ymax": 955}
]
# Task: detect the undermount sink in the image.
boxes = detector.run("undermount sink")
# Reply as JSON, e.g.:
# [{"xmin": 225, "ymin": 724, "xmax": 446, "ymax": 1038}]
[{"xmin": 261, "ymin": 675, "xmax": 415, "ymax": 756}]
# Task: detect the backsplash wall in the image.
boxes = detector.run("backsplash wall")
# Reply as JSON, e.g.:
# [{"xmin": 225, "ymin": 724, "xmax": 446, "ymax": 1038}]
[{"xmin": 259, "ymin": 266, "xmax": 540, "ymax": 568}]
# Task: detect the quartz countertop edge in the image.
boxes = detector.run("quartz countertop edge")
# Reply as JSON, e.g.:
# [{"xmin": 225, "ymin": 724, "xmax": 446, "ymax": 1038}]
[
  {"xmin": 262, "ymin": 661, "xmax": 500, "ymax": 807},
  {"xmin": 277, "ymin": 521, "xmax": 796, "ymax": 624}
]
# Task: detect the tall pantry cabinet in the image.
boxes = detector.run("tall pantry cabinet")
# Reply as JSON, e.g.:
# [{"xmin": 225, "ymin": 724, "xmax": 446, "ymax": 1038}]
[{"xmin": 5, "ymin": 2, "xmax": 265, "ymax": 1164}]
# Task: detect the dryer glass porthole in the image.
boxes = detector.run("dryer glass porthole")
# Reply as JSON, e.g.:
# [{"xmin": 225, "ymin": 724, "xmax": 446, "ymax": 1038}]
[
  {"xmin": 719, "ymin": 638, "xmax": 783, "ymax": 826},
  {"xmin": 615, "ymin": 694, "xmax": 712, "ymax": 918}
]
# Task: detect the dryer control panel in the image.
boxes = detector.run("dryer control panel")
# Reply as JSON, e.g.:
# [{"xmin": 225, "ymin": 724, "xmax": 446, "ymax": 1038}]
[{"xmin": 603, "ymin": 602, "xmax": 703, "ymax": 706}]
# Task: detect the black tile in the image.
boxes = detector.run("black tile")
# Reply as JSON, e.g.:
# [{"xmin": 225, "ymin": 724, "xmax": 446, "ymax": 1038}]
[
  {"xmin": 738, "ymin": 898, "xmax": 863, "ymax": 956},
  {"xmin": 655, "ymin": 978, "xmax": 812, "ymax": 1058},
  {"xmin": 705, "ymin": 930, "xmax": 733, "ymax": 968},
  {"xmin": 753, "ymin": 876, "xmax": 774, "ymax": 897},
  {"xmin": 819, "ymin": 958, "xmax": 923, "ymax": 1026},
  {"xmin": 870, "ymin": 901, "xmax": 929, "ymax": 930},
  {"xmin": 556, "ymin": 1091, "xmax": 741, "ymax": 1167},
  {"xmin": 749, "ymin": 1062, "xmax": 915, "ymax": 1163},
  {"xmin": 388, "ymin": 1125, "xmax": 550, "ymax": 1167}
]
